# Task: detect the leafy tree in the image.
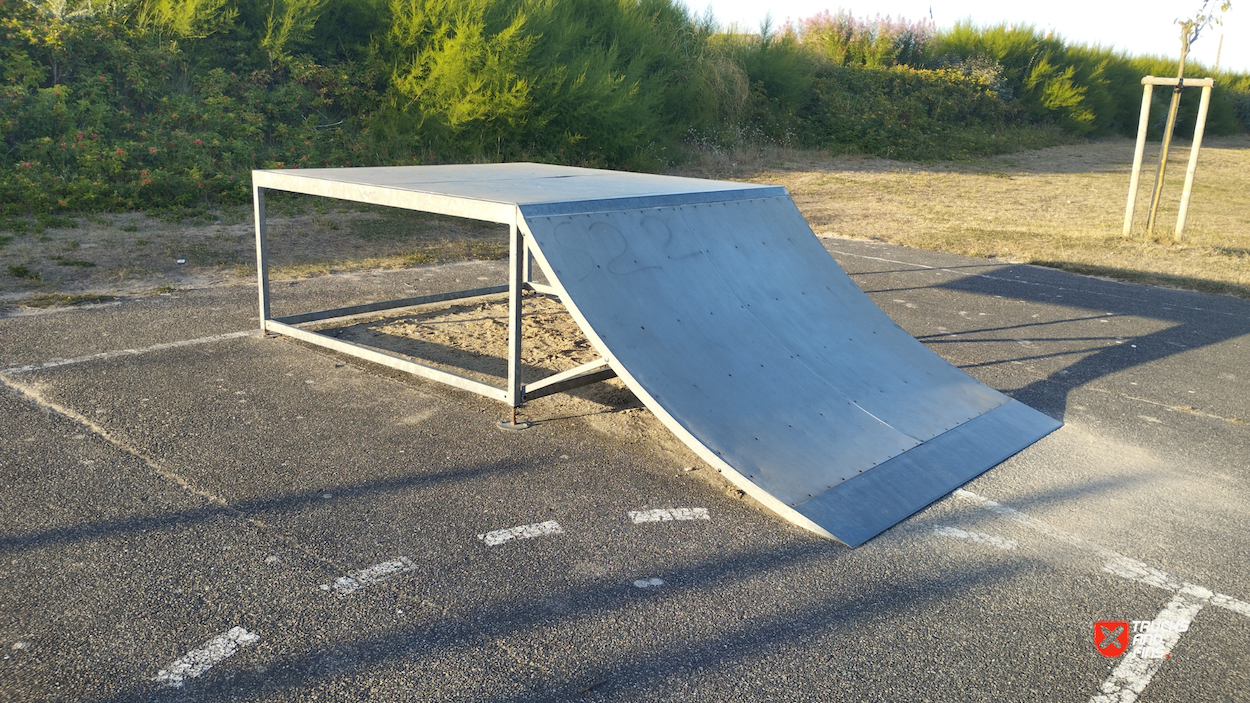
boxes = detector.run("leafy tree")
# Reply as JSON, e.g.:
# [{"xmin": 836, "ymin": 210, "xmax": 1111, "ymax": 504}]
[
  {"xmin": 261, "ymin": 0, "xmax": 327, "ymax": 66},
  {"xmin": 133, "ymin": 0, "xmax": 237, "ymax": 40},
  {"xmin": 387, "ymin": 0, "xmax": 533, "ymax": 147}
]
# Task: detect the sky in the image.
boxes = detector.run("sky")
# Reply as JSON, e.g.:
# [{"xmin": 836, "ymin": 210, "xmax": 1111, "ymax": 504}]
[{"xmin": 687, "ymin": 1, "xmax": 1248, "ymax": 74}]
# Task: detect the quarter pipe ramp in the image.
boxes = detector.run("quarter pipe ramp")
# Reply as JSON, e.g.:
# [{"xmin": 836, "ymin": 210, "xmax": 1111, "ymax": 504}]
[{"xmin": 253, "ymin": 164, "xmax": 1061, "ymax": 546}]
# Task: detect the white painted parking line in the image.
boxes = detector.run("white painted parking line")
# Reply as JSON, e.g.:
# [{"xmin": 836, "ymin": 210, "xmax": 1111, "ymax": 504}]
[
  {"xmin": 321, "ymin": 557, "xmax": 418, "ymax": 596},
  {"xmin": 1210, "ymin": 592, "xmax": 1250, "ymax": 618},
  {"xmin": 152, "ymin": 626, "xmax": 259, "ymax": 689},
  {"xmin": 1104, "ymin": 555, "xmax": 1181, "ymax": 591},
  {"xmin": 954, "ymin": 489, "xmax": 1250, "ymax": 701},
  {"xmin": 629, "ymin": 507, "xmax": 709, "ymax": 523},
  {"xmin": 953, "ymin": 489, "xmax": 1250, "ymax": 618},
  {"xmin": 633, "ymin": 577, "xmax": 665, "ymax": 588},
  {"xmin": 1089, "ymin": 592, "xmax": 1205, "ymax": 703},
  {"xmin": 2, "ymin": 331, "xmax": 252, "ymax": 376},
  {"xmin": 933, "ymin": 525, "xmax": 1017, "ymax": 550},
  {"xmin": 477, "ymin": 520, "xmax": 563, "ymax": 546}
]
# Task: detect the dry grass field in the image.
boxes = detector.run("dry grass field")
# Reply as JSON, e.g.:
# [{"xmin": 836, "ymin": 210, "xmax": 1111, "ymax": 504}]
[
  {"xmin": 681, "ymin": 135, "xmax": 1250, "ymax": 298},
  {"xmin": 2, "ymin": 134, "xmax": 1248, "ymax": 310},
  {"xmin": 0, "ymin": 202, "xmax": 507, "ymax": 307}
]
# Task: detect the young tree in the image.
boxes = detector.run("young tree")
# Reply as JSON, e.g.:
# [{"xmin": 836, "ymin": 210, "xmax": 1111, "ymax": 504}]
[{"xmin": 1145, "ymin": 0, "xmax": 1232, "ymax": 235}]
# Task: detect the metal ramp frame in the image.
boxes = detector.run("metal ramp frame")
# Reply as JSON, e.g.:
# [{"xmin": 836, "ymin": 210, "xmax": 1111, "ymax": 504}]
[
  {"xmin": 252, "ymin": 165, "xmax": 636, "ymax": 414},
  {"xmin": 252, "ymin": 163, "xmax": 1060, "ymax": 546}
]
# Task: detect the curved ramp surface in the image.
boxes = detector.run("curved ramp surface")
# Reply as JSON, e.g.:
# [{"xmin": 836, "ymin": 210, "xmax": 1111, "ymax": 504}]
[{"xmin": 519, "ymin": 192, "xmax": 1060, "ymax": 547}]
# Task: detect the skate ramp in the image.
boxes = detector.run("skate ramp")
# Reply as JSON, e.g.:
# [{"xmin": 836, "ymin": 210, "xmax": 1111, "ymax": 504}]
[
  {"xmin": 519, "ymin": 192, "xmax": 1060, "ymax": 546},
  {"xmin": 253, "ymin": 163, "xmax": 1059, "ymax": 546}
]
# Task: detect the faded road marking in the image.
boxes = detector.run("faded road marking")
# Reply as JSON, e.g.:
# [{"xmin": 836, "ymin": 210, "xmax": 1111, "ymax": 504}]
[
  {"xmin": 1089, "ymin": 592, "xmax": 1204, "ymax": 703},
  {"xmin": 153, "ymin": 626, "xmax": 259, "ymax": 689},
  {"xmin": 954, "ymin": 489, "xmax": 1250, "ymax": 702},
  {"xmin": 629, "ymin": 507, "xmax": 709, "ymax": 523},
  {"xmin": 633, "ymin": 577, "xmax": 665, "ymax": 588},
  {"xmin": 2, "ymin": 331, "xmax": 251, "ymax": 375},
  {"xmin": 478, "ymin": 521, "xmax": 563, "ymax": 547},
  {"xmin": 1104, "ymin": 556, "xmax": 1181, "ymax": 591},
  {"xmin": 322, "ymin": 557, "xmax": 417, "ymax": 596},
  {"xmin": 954, "ymin": 489, "xmax": 1250, "ymax": 618},
  {"xmin": 933, "ymin": 525, "xmax": 1017, "ymax": 550}
]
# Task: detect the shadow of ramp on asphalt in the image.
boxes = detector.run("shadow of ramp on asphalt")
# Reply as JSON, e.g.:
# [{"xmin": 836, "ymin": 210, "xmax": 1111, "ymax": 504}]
[
  {"xmin": 80, "ymin": 539, "xmax": 1028, "ymax": 703},
  {"xmin": 1027, "ymin": 261, "xmax": 1250, "ymax": 300},
  {"xmin": 0, "ymin": 460, "xmax": 525, "ymax": 556},
  {"xmin": 925, "ymin": 263, "xmax": 1250, "ymax": 421},
  {"xmin": 477, "ymin": 566, "xmax": 1029, "ymax": 703}
]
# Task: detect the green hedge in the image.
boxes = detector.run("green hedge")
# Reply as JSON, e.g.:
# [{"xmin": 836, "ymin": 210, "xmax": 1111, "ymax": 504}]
[
  {"xmin": 931, "ymin": 22, "xmax": 1246, "ymax": 138},
  {"xmin": 1, "ymin": 2, "xmax": 396, "ymax": 214},
  {"xmin": 799, "ymin": 64, "xmax": 1017, "ymax": 158},
  {"xmin": 2, "ymin": 1, "xmax": 1246, "ymax": 217}
]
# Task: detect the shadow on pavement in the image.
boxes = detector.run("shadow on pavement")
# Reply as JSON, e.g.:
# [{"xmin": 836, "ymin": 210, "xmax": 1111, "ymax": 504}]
[
  {"xmin": 0, "ymin": 460, "xmax": 524, "ymax": 556},
  {"xmin": 921, "ymin": 263, "xmax": 1250, "ymax": 421},
  {"xmin": 82, "ymin": 538, "xmax": 1026, "ymax": 703}
]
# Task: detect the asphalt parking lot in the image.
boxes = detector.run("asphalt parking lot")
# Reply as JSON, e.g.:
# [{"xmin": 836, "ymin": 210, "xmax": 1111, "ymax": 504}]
[{"xmin": 2, "ymin": 238, "xmax": 1248, "ymax": 702}]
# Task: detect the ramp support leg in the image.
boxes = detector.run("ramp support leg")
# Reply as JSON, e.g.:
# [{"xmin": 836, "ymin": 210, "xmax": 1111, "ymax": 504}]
[
  {"xmin": 522, "ymin": 237, "xmax": 534, "ymax": 286},
  {"xmin": 499, "ymin": 209, "xmax": 531, "ymax": 431},
  {"xmin": 253, "ymin": 185, "xmax": 271, "ymax": 335}
]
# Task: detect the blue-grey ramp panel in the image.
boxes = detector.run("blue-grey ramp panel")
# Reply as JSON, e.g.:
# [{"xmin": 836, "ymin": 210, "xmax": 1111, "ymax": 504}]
[{"xmin": 520, "ymin": 195, "xmax": 1060, "ymax": 547}]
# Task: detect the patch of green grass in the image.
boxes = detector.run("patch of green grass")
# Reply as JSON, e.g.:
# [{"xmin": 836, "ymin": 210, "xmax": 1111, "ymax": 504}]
[
  {"xmin": 7, "ymin": 265, "xmax": 40, "ymax": 280},
  {"xmin": 35, "ymin": 214, "xmax": 76, "ymax": 229},
  {"xmin": 403, "ymin": 252, "xmax": 437, "ymax": 266},
  {"xmin": 0, "ymin": 235, "xmax": 13, "ymax": 248},
  {"xmin": 120, "ymin": 224, "xmax": 140, "ymax": 232},
  {"xmin": 63, "ymin": 240, "xmax": 81, "ymax": 250},
  {"xmin": 1, "ymin": 219, "xmax": 31, "ymax": 234},
  {"xmin": 20, "ymin": 293, "xmax": 116, "ymax": 308},
  {"xmin": 135, "ymin": 239, "xmax": 150, "ymax": 245},
  {"xmin": 151, "ymin": 285, "xmax": 179, "ymax": 294}
]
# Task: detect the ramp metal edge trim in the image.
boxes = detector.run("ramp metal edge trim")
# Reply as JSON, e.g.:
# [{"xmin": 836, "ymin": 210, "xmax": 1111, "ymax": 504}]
[
  {"xmin": 517, "ymin": 187, "xmax": 788, "ymax": 217},
  {"xmin": 794, "ymin": 399, "xmax": 1062, "ymax": 547},
  {"xmin": 251, "ymin": 171, "xmax": 517, "ymax": 224}
]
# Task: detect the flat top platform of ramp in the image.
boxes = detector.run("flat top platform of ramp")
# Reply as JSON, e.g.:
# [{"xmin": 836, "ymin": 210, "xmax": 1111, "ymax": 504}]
[
  {"xmin": 252, "ymin": 163, "xmax": 785, "ymax": 222},
  {"xmin": 252, "ymin": 163, "xmax": 1060, "ymax": 547}
]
